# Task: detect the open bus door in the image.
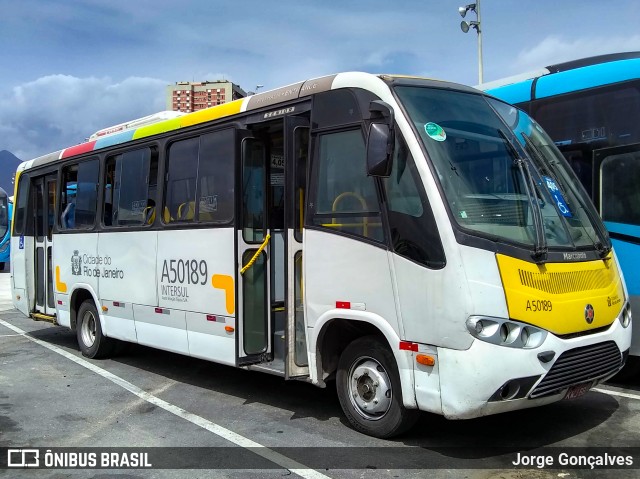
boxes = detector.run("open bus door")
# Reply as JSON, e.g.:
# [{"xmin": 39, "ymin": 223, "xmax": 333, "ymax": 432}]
[
  {"xmin": 235, "ymin": 113, "xmax": 311, "ymax": 378},
  {"xmin": 237, "ymin": 133, "xmax": 273, "ymax": 366},
  {"xmin": 32, "ymin": 175, "xmax": 57, "ymax": 318}
]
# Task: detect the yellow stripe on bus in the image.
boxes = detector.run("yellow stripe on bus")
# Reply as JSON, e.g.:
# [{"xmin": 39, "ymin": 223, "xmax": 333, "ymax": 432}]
[{"xmin": 180, "ymin": 99, "xmax": 243, "ymax": 127}]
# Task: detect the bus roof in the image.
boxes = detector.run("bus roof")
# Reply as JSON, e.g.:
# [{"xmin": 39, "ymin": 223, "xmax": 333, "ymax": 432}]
[
  {"xmin": 479, "ymin": 51, "xmax": 640, "ymax": 104},
  {"xmin": 22, "ymin": 72, "xmax": 475, "ymax": 171}
]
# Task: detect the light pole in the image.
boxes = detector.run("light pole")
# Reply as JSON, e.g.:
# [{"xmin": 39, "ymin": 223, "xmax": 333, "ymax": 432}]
[{"xmin": 458, "ymin": 1, "xmax": 483, "ymax": 84}]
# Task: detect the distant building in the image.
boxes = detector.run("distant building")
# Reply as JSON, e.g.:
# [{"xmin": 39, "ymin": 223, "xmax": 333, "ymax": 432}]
[{"xmin": 166, "ymin": 80, "xmax": 247, "ymax": 113}]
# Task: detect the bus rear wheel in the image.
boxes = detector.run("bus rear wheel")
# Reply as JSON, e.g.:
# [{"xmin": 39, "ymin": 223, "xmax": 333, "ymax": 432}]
[
  {"xmin": 336, "ymin": 335, "xmax": 418, "ymax": 438},
  {"xmin": 76, "ymin": 300, "xmax": 115, "ymax": 359}
]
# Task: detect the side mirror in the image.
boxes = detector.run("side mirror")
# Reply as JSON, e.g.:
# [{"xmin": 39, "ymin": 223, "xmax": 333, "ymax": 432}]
[
  {"xmin": 366, "ymin": 122, "xmax": 393, "ymax": 177},
  {"xmin": 366, "ymin": 100, "xmax": 394, "ymax": 177}
]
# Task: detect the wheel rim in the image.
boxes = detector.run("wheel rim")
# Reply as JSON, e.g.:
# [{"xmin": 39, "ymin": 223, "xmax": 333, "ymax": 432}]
[
  {"xmin": 347, "ymin": 356, "xmax": 392, "ymax": 421},
  {"xmin": 80, "ymin": 310, "xmax": 97, "ymax": 348}
]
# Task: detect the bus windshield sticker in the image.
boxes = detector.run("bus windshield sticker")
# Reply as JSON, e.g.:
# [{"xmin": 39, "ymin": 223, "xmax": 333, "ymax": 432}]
[
  {"xmin": 542, "ymin": 175, "xmax": 573, "ymax": 218},
  {"xmin": 424, "ymin": 122, "xmax": 447, "ymax": 141}
]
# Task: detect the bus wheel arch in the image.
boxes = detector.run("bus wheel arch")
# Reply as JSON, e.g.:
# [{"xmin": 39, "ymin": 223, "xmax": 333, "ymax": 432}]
[
  {"xmin": 69, "ymin": 287, "xmax": 96, "ymax": 332},
  {"xmin": 316, "ymin": 317, "xmax": 382, "ymax": 382},
  {"xmin": 335, "ymin": 334, "xmax": 419, "ymax": 438}
]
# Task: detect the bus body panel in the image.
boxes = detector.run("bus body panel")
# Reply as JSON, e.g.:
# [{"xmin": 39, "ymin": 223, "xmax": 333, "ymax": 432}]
[
  {"xmin": 391, "ymin": 252, "xmax": 474, "ymax": 350},
  {"xmin": 413, "ymin": 343, "xmax": 443, "ymax": 415},
  {"xmin": 98, "ymin": 230, "xmax": 158, "ymax": 306},
  {"xmin": 156, "ymin": 228, "xmax": 235, "ymax": 315},
  {"xmin": 100, "ymin": 299, "xmax": 136, "ymax": 342},
  {"xmin": 456, "ymin": 246, "xmax": 510, "ymax": 323},
  {"xmin": 134, "ymin": 304, "xmax": 189, "ymax": 355},
  {"xmin": 11, "ymin": 235, "xmax": 32, "ymax": 316},
  {"xmin": 56, "ymin": 293, "xmax": 71, "ymax": 328},
  {"xmin": 304, "ymin": 229, "xmax": 401, "ymax": 338},
  {"xmin": 186, "ymin": 311, "xmax": 236, "ymax": 366},
  {"xmin": 54, "ymin": 233, "xmax": 99, "ymax": 301},
  {"xmin": 609, "ymin": 234, "xmax": 640, "ymax": 355}
]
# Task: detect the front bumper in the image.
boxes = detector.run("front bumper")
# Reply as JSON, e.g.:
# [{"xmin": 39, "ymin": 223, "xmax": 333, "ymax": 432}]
[{"xmin": 416, "ymin": 315, "xmax": 631, "ymax": 419}]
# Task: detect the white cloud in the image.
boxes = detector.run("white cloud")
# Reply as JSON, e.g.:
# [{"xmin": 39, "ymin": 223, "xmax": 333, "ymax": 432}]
[
  {"xmin": 513, "ymin": 35, "xmax": 640, "ymax": 72},
  {"xmin": 0, "ymin": 75, "xmax": 166, "ymax": 160}
]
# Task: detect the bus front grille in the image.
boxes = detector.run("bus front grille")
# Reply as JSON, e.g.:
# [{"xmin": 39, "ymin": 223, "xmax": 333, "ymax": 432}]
[
  {"xmin": 529, "ymin": 341, "xmax": 622, "ymax": 398},
  {"xmin": 518, "ymin": 269, "xmax": 610, "ymax": 294}
]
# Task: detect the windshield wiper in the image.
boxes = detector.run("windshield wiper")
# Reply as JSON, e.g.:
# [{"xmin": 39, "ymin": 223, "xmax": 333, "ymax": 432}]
[
  {"xmin": 521, "ymin": 133, "xmax": 611, "ymax": 258},
  {"xmin": 498, "ymin": 130, "xmax": 547, "ymax": 261},
  {"xmin": 515, "ymin": 157, "xmax": 548, "ymax": 261}
]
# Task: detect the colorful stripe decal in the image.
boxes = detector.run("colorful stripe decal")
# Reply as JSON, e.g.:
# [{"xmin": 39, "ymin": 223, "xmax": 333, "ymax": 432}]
[
  {"xmin": 132, "ymin": 117, "xmax": 183, "ymax": 140},
  {"xmin": 61, "ymin": 141, "xmax": 97, "ymax": 158},
  {"xmin": 94, "ymin": 130, "xmax": 136, "ymax": 149}
]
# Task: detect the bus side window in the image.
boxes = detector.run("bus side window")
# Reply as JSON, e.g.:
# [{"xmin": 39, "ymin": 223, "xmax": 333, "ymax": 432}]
[
  {"xmin": 600, "ymin": 152, "xmax": 640, "ymax": 226},
  {"xmin": 164, "ymin": 138, "xmax": 199, "ymax": 223},
  {"xmin": 311, "ymin": 129, "xmax": 383, "ymax": 242},
  {"xmin": 104, "ymin": 148, "xmax": 155, "ymax": 227},
  {"xmin": 197, "ymin": 129, "xmax": 234, "ymax": 223},
  {"xmin": 13, "ymin": 174, "xmax": 29, "ymax": 235},
  {"xmin": 60, "ymin": 160, "xmax": 99, "ymax": 230},
  {"xmin": 384, "ymin": 134, "xmax": 446, "ymax": 269}
]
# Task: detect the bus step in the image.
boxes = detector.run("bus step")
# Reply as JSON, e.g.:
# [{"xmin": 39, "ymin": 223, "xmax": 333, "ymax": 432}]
[{"xmin": 31, "ymin": 312, "xmax": 58, "ymax": 325}]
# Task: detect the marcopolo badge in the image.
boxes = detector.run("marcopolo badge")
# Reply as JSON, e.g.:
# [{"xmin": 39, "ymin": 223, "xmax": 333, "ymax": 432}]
[{"xmin": 585, "ymin": 304, "xmax": 595, "ymax": 324}]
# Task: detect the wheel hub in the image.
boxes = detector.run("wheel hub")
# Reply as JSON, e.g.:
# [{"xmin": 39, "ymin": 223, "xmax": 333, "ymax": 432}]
[
  {"xmin": 348, "ymin": 358, "xmax": 392, "ymax": 420},
  {"xmin": 81, "ymin": 311, "xmax": 96, "ymax": 348}
]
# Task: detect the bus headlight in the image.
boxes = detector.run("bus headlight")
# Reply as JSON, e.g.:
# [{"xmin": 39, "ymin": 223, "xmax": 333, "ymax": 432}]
[
  {"xmin": 619, "ymin": 303, "xmax": 632, "ymax": 328},
  {"xmin": 466, "ymin": 316, "xmax": 547, "ymax": 349}
]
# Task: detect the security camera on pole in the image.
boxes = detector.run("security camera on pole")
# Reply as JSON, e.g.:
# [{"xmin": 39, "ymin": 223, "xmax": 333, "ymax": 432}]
[{"xmin": 458, "ymin": 1, "xmax": 483, "ymax": 84}]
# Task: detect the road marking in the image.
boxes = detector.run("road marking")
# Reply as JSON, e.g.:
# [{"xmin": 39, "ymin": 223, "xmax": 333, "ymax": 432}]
[
  {"xmin": 593, "ymin": 387, "xmax": 640, "ymax": 401},
  {"xmin": 0, "ymin": 333, "xmax": 22, "ymax": 337},
  {"xmin": 0, "ymin": 318, "xmax": 330, "ymax": 479}
]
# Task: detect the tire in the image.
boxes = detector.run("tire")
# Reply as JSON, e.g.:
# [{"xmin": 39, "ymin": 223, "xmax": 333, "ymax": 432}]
[
  {"xmin": 336, "ymin": 335, "xmax": 418, "ymax": 438},
  {"xmin": 76, "ymin": 299, "xmax": 115, "ymax": 359}
]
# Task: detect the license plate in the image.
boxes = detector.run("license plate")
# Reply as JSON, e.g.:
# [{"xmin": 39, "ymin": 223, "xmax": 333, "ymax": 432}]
[{"xmin": 564, "ymin": 381, "xmax": 593, "ymax": 400}]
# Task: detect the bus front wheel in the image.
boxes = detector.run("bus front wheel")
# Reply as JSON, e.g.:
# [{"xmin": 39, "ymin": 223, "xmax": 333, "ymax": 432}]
[
  {"xmin": 336, "ymin": 335, "xmax": 418, "ymax": 438},
  {"xmin": 76, "ymin": 300, "xmax": 114, "ymax": 359}
]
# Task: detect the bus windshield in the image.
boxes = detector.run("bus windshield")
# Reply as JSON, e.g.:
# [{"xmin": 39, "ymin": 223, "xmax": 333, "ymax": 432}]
[{"xmin": 395, "ymin": 86, "xmax": 609, "ymax": 253}]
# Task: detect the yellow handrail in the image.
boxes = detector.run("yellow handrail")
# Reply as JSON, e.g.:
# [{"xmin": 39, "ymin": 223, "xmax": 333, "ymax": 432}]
[
  {"xmin": 332, "ymin": 191, "xmax": 368, "ymax": 236},
  {"xmin": 240, "ymin": 233, "xmax": 271, "ymax": 275}
]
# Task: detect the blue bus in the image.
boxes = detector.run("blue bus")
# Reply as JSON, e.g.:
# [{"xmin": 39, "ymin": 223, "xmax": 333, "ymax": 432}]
[
  {"xmin": 0, "ymin": 187, "xmax": 11, "ymax": 269},
  {"xmin": 482, "ymin": 52, "xmax": 640, "ymax": 373}
]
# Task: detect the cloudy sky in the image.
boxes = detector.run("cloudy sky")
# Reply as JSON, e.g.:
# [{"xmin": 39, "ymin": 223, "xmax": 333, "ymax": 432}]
[{"xmin": 1, "ymin": 0, "xmax": 639, "ymax": 161}]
